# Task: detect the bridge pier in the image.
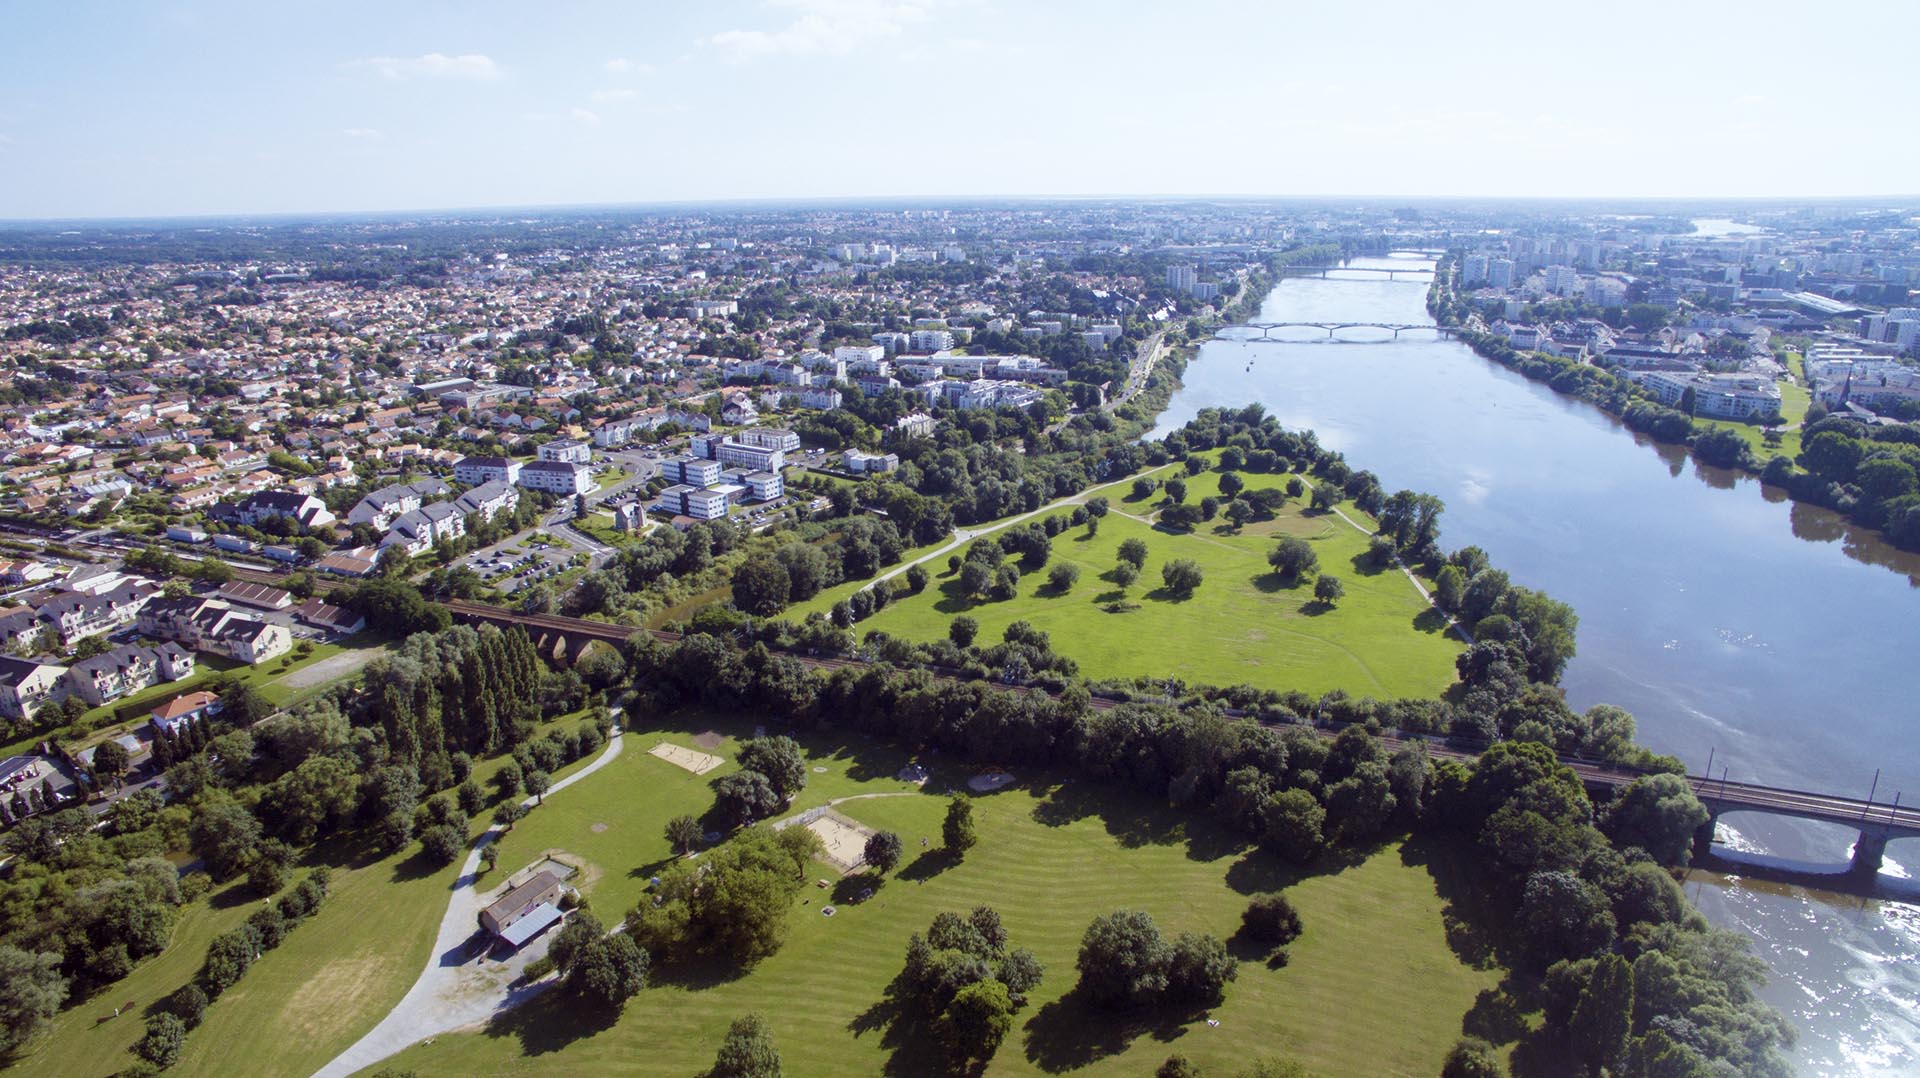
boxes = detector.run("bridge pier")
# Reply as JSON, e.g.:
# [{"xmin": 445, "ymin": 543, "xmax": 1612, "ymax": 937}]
[
  {"xmin": 1691, "ymin": 814, "xmax": 1717, "ymax": 865},
  {"xmin": 1852, "ymin": 829, "xmax": 1889, "ymax": 878}
]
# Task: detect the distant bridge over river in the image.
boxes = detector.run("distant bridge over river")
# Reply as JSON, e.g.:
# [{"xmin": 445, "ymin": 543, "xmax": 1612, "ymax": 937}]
[
  {"xmin": 1216, "ymin": 321, "xmax": 1457, "ymax": 342},
  {"xmin": 1276, "ymin": 264, "xmax": 1435, "ymax": 280}
]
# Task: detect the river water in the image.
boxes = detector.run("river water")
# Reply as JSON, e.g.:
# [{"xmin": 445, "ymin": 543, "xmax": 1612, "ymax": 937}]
[{"xmin": 1150, "ymin": 254, "xmax": 1920, "ymax": 1075}]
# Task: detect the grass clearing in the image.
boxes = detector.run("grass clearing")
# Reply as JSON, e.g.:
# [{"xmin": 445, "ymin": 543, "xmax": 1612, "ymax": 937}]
[
  {"xmin": 373, "ymin": 709, "xmax": 1498, "ymax": 1077},
  {"xmin": 13, "ymin": 708, "xmax": 602, "ymax": 1078},
  {"xmin": 795, "ymin": 467, "xmax": 1460, "ymax": 699}
]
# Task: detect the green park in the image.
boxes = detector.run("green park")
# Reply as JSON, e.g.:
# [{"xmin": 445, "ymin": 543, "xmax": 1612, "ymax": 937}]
[{"xmin": 794, "ymin": 463, "xmax": 1463, "ymax": 700}]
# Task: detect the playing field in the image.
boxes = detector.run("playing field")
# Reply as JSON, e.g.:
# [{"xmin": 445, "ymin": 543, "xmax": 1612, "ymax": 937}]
[
  {"xmin": 795, "ymin": 466, "xmax": 1463, "ymax": 699},
  {"xmin": 373, "ymin": 711, "xmax": 1500, "ymax": 1077}
]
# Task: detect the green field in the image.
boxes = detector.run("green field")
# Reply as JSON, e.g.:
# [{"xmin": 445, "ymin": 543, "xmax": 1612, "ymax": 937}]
[
  {"xmin": 11, "ymin": 709, "xmax": 604, "ymax": 1078},
  {"xmin": 374, "ymin": 709, "xmax": 1499, "ymax": 1077},
  {"xmin": 795, "ymin": 468, "xmax": 1462, "ymax": 699}
]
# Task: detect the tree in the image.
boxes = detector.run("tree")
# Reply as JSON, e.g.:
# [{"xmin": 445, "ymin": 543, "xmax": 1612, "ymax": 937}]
[
  {"xmin": 713, "ymin": 770, "xmax": 782, "ymax": 827},
  {"xmin": 133, "ymin": 1012, "xmax": 185, "ymax": 1070},
  {"xmin": 666, "ymin": 814, "xmax": 704, "ymax": 855},
  {"xmin": 1111, "ymin": 561, "xmax": 1140, "ymax": 589},
  {"xmin": 1602, "ymin": 773, "xmax": 1708, "ymax": 866},
  {"xmin": 731, "ymin": 554, "xmax": 793, "ymax": 617},
  {"xmin": 248, "ymin": 840, "xmax": 295, "ymax": 895},
  {"xmin": 1241, "ymin": 894, "xmax": 1303, "ymax": 947},
  {"xmin": 1163, "ymin": 477, "xmax": 1187, "ymax": 504},
  {"xmin": 737, "ymin": 737, "xmax": 808, "ymax": 801},
  {"xmin": 1166, "ymin": 932, "xmax": 1236, "ymax": 1004},
  {"xmin": 711, "ymin": 1012, "xmax": 782, "ymax": 1078},
  {"xmin": 864, "ymin": 830, "xmax": 904, "ymax": 874},
  {"xmin": 1434, "ymin": 564, "xmax": 1466, "ymax": 612},
  {"xmin": 493, "ymin": 801, "xmax": 527, "ymax": 831},
  {"xmin": 1160, "ymin": 559, "xmax": 1203, "ymax": 596},
  {"xmin": 1218, "ymin": 471, "xmax": 1244, "ymax": 498},
  {"xmin": 1517, "ymin": 871, "xmax": 1615, "ymax": 969},
  {"xmin": 568, "ymin": 934, "xmax": 650, "ymax": 1010},
  {"xmin": 942, "ymin": 979, "xmax": 1014, "ymax": 1061},
  {"xmin": 91, "ymin": 738, "xmax": 131, "ymax": 789},
  {"xmin": 190, "ymin": 796, "xmax": 263, "ymax": 880},
  {"xmin": 1047, "ymin": 562, "xmax": 1080, "ymax": 592},
  {"xmin": 0, "ymin": 945, "xmax": 66, "ymax": 1056},
  {"xmin": 1268, "ymin": 537, "xmax": 1318, "ymax": 580},
  {"xmin": 1259, "ymin": 789, "xmax": 1325, "ymax": 864},
  {"xmin": 942, "ymin": 797, "xmax": 977, "ymax": 855},
  {"xmin": 525, "ymin": 769, "xmax": 552, "ymax": 805},
  {"xmin": 1440, "ymin": 1037, "xmax": 1504, "ymax": 1078},
  {"xmin": 1076, "ymin": 909, "xmax": 1170, "ymax": 1007},
  {"xmin": 419, "ymin": 823, "xmax": 466, "ymax": 866},
  {"xmin": 1117, "ymin": 538, "xmax": 1150, "ymax": 568},
  {"xmin": 1313, "ymin": 574, "xmax": 1345, "ymax": 605},
  {"xmin": 163, "ymin": 983, "xmax": 208, "ymax": 1031},
  {"xmin": 1569, "ymin": 953, "xmax": 1633, "ymax": 1073},
  {"xmin": 949, "ymin": 615, "xmax": 979, "ymax": 648}
]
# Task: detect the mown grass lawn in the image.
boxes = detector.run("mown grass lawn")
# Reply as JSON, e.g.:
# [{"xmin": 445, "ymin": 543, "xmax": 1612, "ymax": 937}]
[
  {"xmin": 797, "ymin": 467, "xmax": 1461, "ymax": 699},
  {"xmin": 1691, "ymin": 351, "xmax": 1812, "ymax": 465},
  {"xmin": 10, "ymin": 709, "xmax": 603, "ymax": 1078},
  {"xmin": 373, "ymin": 709, "xmax": 1498, "ymax": 1077}
]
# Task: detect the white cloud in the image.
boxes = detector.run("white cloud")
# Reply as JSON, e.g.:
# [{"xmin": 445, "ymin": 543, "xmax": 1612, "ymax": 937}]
[
  {"xmin": 605, "ymin": 57, "xmax": 632, "ymax": 73},
  {"xmin": 590, "ymin": 88, "xmax": 639, "ymax": 103},
  {"xmin": 710, "ymin": 0, "xmax": 938, "ymax": 59},
  {"xmin": 349, "ymin": 52, "xmax": 501, "ymax": 81},
  {"xmin": 571, "ymin": 108, "xmax": 602, "ymax": 127},
  {"xmin": 342, "ymin": 127, "xmax": 383, "ymax": 139}
]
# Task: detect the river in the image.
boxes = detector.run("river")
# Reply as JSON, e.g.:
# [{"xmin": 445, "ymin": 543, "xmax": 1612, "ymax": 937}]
[{"xmin": 1150, "ymin": 254, "xmax": 1920, "ymax": 1075}]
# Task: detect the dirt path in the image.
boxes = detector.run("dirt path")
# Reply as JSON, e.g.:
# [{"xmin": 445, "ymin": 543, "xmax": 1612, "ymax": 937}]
[
  {"xmin": 311, "ymin": 721, "xmax": 628, "ymax": 1078},
  {"xmin": 279, "ymin": 646, "xmax": 385, "ymax": 692}
]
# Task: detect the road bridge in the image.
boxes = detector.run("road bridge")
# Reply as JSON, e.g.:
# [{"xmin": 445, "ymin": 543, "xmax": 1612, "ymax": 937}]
[
  {"xmin": 1218, "ymin": 321, "xmax": 1456, "ymax": 342},
  {"xmin": 1276, "ymin": 265, "xmax": 1435, "ymax": 280}
]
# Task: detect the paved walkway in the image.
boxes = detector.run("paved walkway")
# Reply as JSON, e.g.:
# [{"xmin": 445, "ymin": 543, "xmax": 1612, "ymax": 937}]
[{"xmin": 312, "ymin": 722, "xmax": 627, "ymax": 1078}]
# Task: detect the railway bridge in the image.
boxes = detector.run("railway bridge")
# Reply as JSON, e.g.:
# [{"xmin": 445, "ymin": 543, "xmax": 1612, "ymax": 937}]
[{"xmin": 1219, "ymin": 321, "xmax": 1456, "ymax": 342}]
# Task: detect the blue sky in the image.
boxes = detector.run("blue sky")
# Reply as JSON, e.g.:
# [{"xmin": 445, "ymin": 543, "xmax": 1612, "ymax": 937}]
[{"xmin": 1, "ymin": 0, "xmax": 1914, "ymax": 218}]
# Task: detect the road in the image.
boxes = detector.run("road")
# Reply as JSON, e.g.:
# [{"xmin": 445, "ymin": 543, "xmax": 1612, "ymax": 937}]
[
  {"xmin": 312, "ymin": 720, "xmax": 628, "ymax": 1078},
  {"xmin": 1106, "ymin": 328, "xmax": 1169, "ymax": 409}
]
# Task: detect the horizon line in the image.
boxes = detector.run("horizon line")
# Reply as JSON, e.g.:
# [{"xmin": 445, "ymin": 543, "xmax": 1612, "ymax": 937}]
[{"xmin": 4, "ymin": 191, "xmax": 1920, "ymax": 229}]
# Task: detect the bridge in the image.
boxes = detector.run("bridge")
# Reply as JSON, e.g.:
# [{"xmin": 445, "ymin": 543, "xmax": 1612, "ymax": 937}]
[
  {"xmin": 436, "ymin": 600, "xmax": 1917, "ymax": 878},
  {"xmin": 1276, "ymin": 265, "xmax": 1434, "ymax": 280},
  {"xmin": 1219, "ymin": 321, "xmax": 1456, "ymax": 342}
]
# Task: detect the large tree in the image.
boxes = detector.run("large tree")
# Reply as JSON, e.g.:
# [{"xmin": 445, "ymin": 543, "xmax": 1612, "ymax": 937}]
[
  {"xmin": 1268, "ymin": 536, "xmax": 1318, "ymax": 580},
  {"xmin": 736, "ymin": 737, "xmax": 808, "ymax": 801},
  {"xmin": 711, "ymin": 1012, "xmax": 782, "ymax": 1078},
  {"xmin": 0, "ymin": 945, "xmax": 67, "ymax": 1056},
  {"xmin": 1075, "ymin": 909, "xmax": 1171, "ymax": 1008}
]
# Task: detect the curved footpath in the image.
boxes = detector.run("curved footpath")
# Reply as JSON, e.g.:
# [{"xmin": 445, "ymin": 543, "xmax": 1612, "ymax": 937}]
[{"xmin": 312, "ymin": 721, "xmax": 627, "ymax": 1078}]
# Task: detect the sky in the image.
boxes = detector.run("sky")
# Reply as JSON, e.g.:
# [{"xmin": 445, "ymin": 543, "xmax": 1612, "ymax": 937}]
[{"xmin": 1, "ymin": 0, "xmax": 1916, "ymax": 219}]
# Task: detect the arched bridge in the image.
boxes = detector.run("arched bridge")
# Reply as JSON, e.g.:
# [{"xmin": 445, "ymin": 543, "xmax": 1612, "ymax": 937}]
[
  {"xmin": 1219, "ymin": 322, "xmax": 1456, "ymax": 342},
  {"xmin": 1276, "ymin": 265, "xmax": 1435, "ymax": 280},
  {"xmin": 438, "ymin": 598, "xmax": 1915, "ymax": 880}
]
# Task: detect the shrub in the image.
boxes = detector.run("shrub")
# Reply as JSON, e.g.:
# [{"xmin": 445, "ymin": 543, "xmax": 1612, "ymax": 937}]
[{"xmin": 1241, "ymin": 893, "xmax": 1303, "ymax": 947}]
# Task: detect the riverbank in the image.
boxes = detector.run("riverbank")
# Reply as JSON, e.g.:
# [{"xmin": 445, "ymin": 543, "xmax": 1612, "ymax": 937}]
[{"xmin": 1425, "ymin": 256, "xmax": 1920, "ymax": 557}]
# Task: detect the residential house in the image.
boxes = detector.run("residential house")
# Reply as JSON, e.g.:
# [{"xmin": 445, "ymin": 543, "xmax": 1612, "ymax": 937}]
[
  {"xmin": 454, "ymin": 456, "xmax": 523, "ymax": 486},
  {"xmin": 36, "ymin": 580, "xmax": 158, "ymax": 646},
  {"xmin": 345, "ymin": 478, "xmax": 452, "ymax": 529},
  {"xmin": 0, "ymin": 656, "xmax": 68, "ymax": 722},
  {"xmin": 517, "ymin": 459, "xmax": 590, "ymax": 496},
  {"xmin": 64, "ymin": 644, "xmax": 193, "ymax": 708},
  {"xmin": 453, "ymin": 479, "xmax": 520, "ymax": 522}
]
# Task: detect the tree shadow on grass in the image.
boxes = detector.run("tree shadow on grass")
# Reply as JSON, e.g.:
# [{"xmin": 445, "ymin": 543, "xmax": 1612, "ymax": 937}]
[
  {"xmin": 1347, "ymin": 552, "xmax": 1391, "ymax": 577},
  {"xmin": 1462, "ymin": 984, "xmax": 1531, "ymax": 1045},
  {"xmin": 646, "ymin": 949, "xmax": 754, "ymax": 992},
  {"xmin": 848, "ymin": 971, "xmax": 968, "ymax": 1076},
  {"xmin": 1399, "ymin": 833, "xmax": 1513, "ymax": 972},
  {"xmin": 1299, "ymin": 599, "xmax": 1333, "ymax": 617},
  {"xmin": 478, "ymin": 982, "xmax": 620, "ymax": 1056},
  {"xmin": 930, "ymin": 578, "xmax": 984, "ymax": 615},
  {"xmin": 1251, "ymin": 572, "xmax": 1307, "ymax": 594},
  {"xmin": 389, "ymin": 846, "xmax": 448, "ymax": 883},
  {"xmin": 1021, "ymin": 985, "xmax": 1203, "ymax": 1073},
  {"xmin": 207, "ymin": 879, "xmax": 263, "ymax": 910},
  {"xmin": 1140, "ymin": 586, "xmax": 1194, "ymax": 604},
  {"xmin": 1030, "ymin": 783, "xmax": 1244, "ymax": 862},
  {"xmin": 898, "ymin": 847, "xmax": 961, "ymax": 882},
  {"xmin": 1412, "ymin": 607, "xmax": 1452, "ymax": 634},
  {"xmin": 626, "ymin": 854, "xmax": 681, "ymax": 882}
]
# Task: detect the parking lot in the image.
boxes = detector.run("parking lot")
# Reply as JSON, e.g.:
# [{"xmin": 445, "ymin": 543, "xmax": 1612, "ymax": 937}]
[{"xmin": 462, "ymin": 537, "xmax": 583, "ymax": 595}]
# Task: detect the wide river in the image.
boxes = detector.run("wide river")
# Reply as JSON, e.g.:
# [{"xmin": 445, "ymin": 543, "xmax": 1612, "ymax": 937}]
[{"xmin": 1150, "ymin": 255, "xmax": 1920, "ymax": 1075}]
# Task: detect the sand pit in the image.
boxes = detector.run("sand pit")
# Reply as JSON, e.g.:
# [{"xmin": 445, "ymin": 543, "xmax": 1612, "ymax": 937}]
[
  {"xmin": 804, "ymin": 809, "xmax": 877, "ymax": 874},
  {"xmin": 648, "ymin": 742, "xmax": 725, "ymax": 775},
  {"xmin": 969, "ymin": 771, "xmax": 1016, "ymax": 793}
]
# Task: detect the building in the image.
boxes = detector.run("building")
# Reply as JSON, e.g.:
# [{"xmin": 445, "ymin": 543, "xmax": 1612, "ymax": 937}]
[
  {"xmin": 345, "ymin": 479, "xmax": 452, "ymax": 529},
  {"xmin": 64, "ymin": 644, "xmax": 194, "ymax": 708},
  {"xmin": 454, "ymin": 478, "xmax": 520, "ymax": 522},
  {"xmin": 736, "ymin": 428, "xmax": 800, "ymax": 452},
  {"xmin": 892, "ymin": 413, "xmax": 938, "ymax": 439},
  {"xmin": 740, "ymin": 471, "xmax": 784, "ymax": 501},
  {"xmin": 218, "ymin": 580, "xmax": 294, "ymax": 611},
  {"xmin": 833, "ymin": 344, "xmax": 885, "ymax": 366},
  {"xmin": 690, "ymin": 434, "xmax": 786, "ymax": 473},
  {"xmin": 537, "ymin": 439, "xmax": 592, "ymax": 464},
  {"xmin": 148, "ymin": 690, "xmax": 222, "ymax": 736},
  {"xmin": 454, "ymin": 456, "xmax": 523, "ymax": 487},
  {"xmin": 660, "ymin": 456, "xmax": 723, "ymax": 487},
  {"xmin": 655, "ymin": 484, "xmax": 731, "ymax": 521},
  {"xmin": 721, "ymin": 393, "xmax": 759, "ymax": 425},
  {"xmin": 909, "ymin": 329, "xmax": 954, "ymax": 352},
  {"xmin": 0, "ymin": 656, "xmax": 68, "ymax": 722},
  {"xmin": 381, "ymin": 501, "xmax": 467, "ymax": 556},
  {"xmin": 135, "ymin": 597, "xmax": 293, "ymax": 665},
  {"xmin": 1167, "ymin": 264, "xmax": 1197, "ymax": 292},
  {"xmin": 478, "ymin": 869, "xmax": 566, "ymax": 947},
  {"xmin": 843, "ymin": 449, "xmax": 900, "ymax": 475},
  {"xmin": 313, "ymin": 545, "xmax": 380, "ymax": 577},
  {"xmin": 517, "ymin": 459, "xmax": 591, "ymax": 496},
  {"xmin": 1635, "ymin": 371, "xmax": 1784, "ymax": 420},
  {"xmin": 290, "ymin": 599, "xmax": 366, "ymax": 636},
  {"xmin": 36, "ymin": 580, "xmax": 158, "ymax": 646},
  {"xmin": 221, "ymin": 490, "xmax": 337, "ymax": 530}
]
